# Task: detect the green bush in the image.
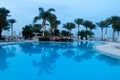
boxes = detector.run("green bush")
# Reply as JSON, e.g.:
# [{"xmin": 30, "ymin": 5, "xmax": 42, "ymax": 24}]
[
  {"xmin": 60, "ymin": 37, "xmax": 73, "ymax": 42},
  {"xmin": 0, "ymin": 37, "xmax": 5, "ymax": 40},
  {"xmin": 39, "ymin": 37, "xmax": 50, "ymax": 41}
]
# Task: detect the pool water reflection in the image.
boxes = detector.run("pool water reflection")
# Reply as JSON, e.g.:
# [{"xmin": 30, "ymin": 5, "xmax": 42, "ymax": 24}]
[{"xmin": 0, "ymin": 41, "xmax": 120, "ymax": 80}]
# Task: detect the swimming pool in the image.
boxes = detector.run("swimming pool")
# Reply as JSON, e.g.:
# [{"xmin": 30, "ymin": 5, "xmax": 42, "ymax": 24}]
[{"xmin": 0, "ymin": 41, "xmax": 120, "ymax": 80}]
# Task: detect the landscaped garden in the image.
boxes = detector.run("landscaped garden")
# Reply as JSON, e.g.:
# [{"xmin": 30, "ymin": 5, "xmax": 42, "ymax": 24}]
[{"xmin": 1, "ymin": 7, "xmax": 120, "ymax": 42}]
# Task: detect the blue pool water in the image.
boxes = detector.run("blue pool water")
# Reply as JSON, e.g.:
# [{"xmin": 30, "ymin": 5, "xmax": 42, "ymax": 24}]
[{"xmin": 0, "ymin": 41, "xmax": 120, "ymax": 80}]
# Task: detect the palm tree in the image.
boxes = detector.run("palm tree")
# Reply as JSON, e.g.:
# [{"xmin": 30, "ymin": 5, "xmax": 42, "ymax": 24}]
[
  {"xmin": 85, "ymin": 30, "xmax": 94, "ymax": 39},
  {"xmin": 63, "ymin": 22, "xmax": 76, "ymax": 36},
  {"xmin": 89, "ymin": 23, "xmax": 96, "ymax": 32},
  {"xmin": 104, "ymin": 20, "xmax": 110, "ymax": 36},
  {"xmin": 22, "ymin": 24, "xmax": 33, "ymax": 39},
  {"xmin": 78, "ymin": 30, "xmax": 86, "ymax": 40},
  {"xmin": 47, "ymin": 13, "xmax": 57, "ymax": 35},
  {"xmin": 0, "ymin": 7, "xmax": 10, "ymax": 38},
  {"xmin": 82, "ymin": 20, "xmax": 93, "ymax": 40},
  {"xmin": 74, "ymin": 18, "xmax": 83, "ymax": 39},
  {"xmin": 33, "ymin": 24, "xmax": 42, "ymax": 33},
  {"xmin": 53, "ymin": 19, "xmax": 61, "ymax": 36},
  {"xmin": 109, "ymin": 18, "xmax": 120, "ymax": 37},
  {"xmin": 96, "ymin": 21, "xmax": 106, "ymax": 41},
  {"xmin": 107, "ymin": 16, "xmax": 120, "ymax": 41},
  {"xmin": 88, "ymin": 23, "xmax": 96, "ymax": 40},
  {"xmin": 82, "ymin": 20, "xmax": 92, "ymax": 31},
  {"xmin": 9, "ymin": 19, "xmax": 16, "ymax": 37},
  {"xmin": 78, "ymin": 30, "xmax": 94, "ymax": 40},
  {"xmin": 47, "ymin": 14, "xmax": 61, "ymax": 36},
  {"xmin": 33, "ymin": 7, "xmax": 55, "ymax": 37},
  {"xmin": 115, "ymin": 20, "xmax": 120, "ymax": 37},
  {"xmin": 61, "ymin": 30, "xmax": 69, "ymax": 36}
]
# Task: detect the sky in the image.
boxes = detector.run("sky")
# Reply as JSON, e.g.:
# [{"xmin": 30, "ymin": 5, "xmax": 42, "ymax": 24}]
[{"xmin": 0, "ymin": 0, "xmax": 120, "ymax": 37}]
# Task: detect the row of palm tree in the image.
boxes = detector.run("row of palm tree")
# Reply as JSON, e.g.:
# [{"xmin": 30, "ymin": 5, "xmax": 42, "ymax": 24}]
[
  {"xmin": 97, "ymin": 16, "xmax": 120, "ymax": 41},
  {"xmin": 21, "ymin": 7, "xmax": 120, "ymax": 41},
  {"xmin": 74, "ymin": 19, "xmax": 96, "ymax": 40},
  {"xmin": 32, "ymin": 7, "xmax": 97, "ymax": 40},
  {"xmin": 1, "ymin": 7, "xmax": 120, "ymax": 41}
]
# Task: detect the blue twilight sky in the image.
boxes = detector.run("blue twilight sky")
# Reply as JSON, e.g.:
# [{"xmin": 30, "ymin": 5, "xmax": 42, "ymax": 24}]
[{"xmin": 0, "ymin": 0, "xmax": 120, "ymax": 37}]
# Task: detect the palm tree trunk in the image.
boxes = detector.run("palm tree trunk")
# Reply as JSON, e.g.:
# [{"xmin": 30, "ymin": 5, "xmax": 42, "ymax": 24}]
[
  {"xmin": 90, "ymin": 29, "xmax": 92, "ymax": 40},
  {"xmin": 78, "ymin": 25, "xmax": 80, "ymax": 40},
  {"xmin": 78, "ymin": 25, "xmax": 80, "ymax": 33},
  {"xmin": 11, "ymin": 24, "xmax": 13, "ymax": 36},
  {"xmin": 86, "ymin": 27, "xmax": 87, "ymax": 31},
  {"xmin": 118, "ymin": 31, "xmax": 119, "ymax": 37},
  {"xmin": 91, "ymin": 29, "xmax": 92, "ymax": 32},
  {"xmin": 85, "ymin": 27, "xmax": 88, "ymax": 40},
  {"xmin": 68, "ymin": 29, "xmax": 71, "ymax": 36},
  {"xmin": 42, "ymin": 19, "xmax": 46, "ymax": 37},
  {"xmin": 0, "ymin": 27, "xmax": 2, "ymax": 38},
  {"xmin": 101, "ymin": 28, "xmax": 103, "ymax": 41},
  {"xmin": 105, "ymin": 27, "xmax": 107, "ymax": 35},
  {"xmin": 54, "ymin": 25, "xmax": 56, "ymax": 36},
  {"xmin": 112, "ymin": 29, "xmax": 115, "ymax": 41}
]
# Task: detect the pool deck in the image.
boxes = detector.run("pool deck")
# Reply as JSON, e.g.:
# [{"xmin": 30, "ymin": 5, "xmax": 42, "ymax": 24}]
[{"xmin": 95, "ymin": 42, "xmax": 120, "ymax": 59}]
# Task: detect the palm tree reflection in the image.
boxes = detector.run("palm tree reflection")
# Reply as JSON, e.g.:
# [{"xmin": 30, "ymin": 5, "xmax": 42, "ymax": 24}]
[
  {"xmin": 0, "ymin": 45, "xmax": 16, "ymax": 71},
  {"xmin": 0, "ymin": 46, "xmax": 9, "ymax": 71},
  {"xmin": 20, "ymin": 41, "xmax": 120, "ymax": 76},
  {"xmin": 63, "ymin": 49, "xmax": 75, "ymax": 58},
  {"xmin": 33, "ymin": 47, "xmax": 60, "ymax": 76},
  {"xmin": 74, "ymin": 41, "xmax": 96, "ymax": 62},
  {"xmin": 7, "ymin": 44, "xmax": 16, "ymax": 57},
  {"xmin": 62, "ymin": 43, "xmax": 75, "ymax": 58},
  {"xmin": 19, "ymin": 42, "xmax": 43, "ymax": 55}
]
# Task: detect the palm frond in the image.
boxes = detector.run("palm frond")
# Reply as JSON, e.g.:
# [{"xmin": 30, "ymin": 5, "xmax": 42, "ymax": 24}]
[
  {"xmin": 33, "ymin": 16, "xmax": 41, "ymax": 23},
  {"xmin": 47, "ymin": 8, "xmax": 55, "ymax": 12},
  {"xmin": 39, "ymin": 7, "xmax": 44, "ymax": 12}
]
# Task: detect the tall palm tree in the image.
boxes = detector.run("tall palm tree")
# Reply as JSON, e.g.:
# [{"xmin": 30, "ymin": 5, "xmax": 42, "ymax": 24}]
[
  {"xmin": 77, "ymin": 30, "xmax": 86, "ymax": 40},
  {"xmin": 63, "ymin": 22, "xmax": 76, "ymax": 36},
  {"xmin": 33, "ymin": 7, "xmax": 55, "ymax": 37},
  {"xmin": 82, "ymin": 20, "xmax": 93, "ymax": 40},
  {"xmin": 74, "ymin": 18, "xmax": 83, "ymax": 35},
  {"xmin": 115, "ymin": 21, "xmax": 120, "ymax": 37},
  {"xmin": 104, "ymin": 20, "xmax": 110, "ymax": 36},
  {"xmin": 107, "ymin": 16, "xmax": 120, "ymax": 41},
  {"xmin": 96, "ymin": 21, "xmax": 106, "ymax": 41},
  {"xmin": 47, "ymin": 13, "xmax": 57, "ymax": 35},
  {"xmin": 110, "ymin": 19, "xmax": 120, "ymax": 37},
  {"xmin": 0, "ymin": 7, "xmax": 10, "ymax": 38},
  {"xmin": 89, "ymin": 23, "xmax": 96, "ymax": 32},
  {"xmin": 9, "ymin": 19, "xmax": 16, "ymax": 37},
  {"xmin": 88, "ymin": 23, "xmax": 96, "ymax": 40},
  {"xmin": 53, "ymin": 19, "xmax": 61, "ymax": 36},
  {"xmin": 82, "ymin": 20, "xmax": 92, "ymax": 31}
]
